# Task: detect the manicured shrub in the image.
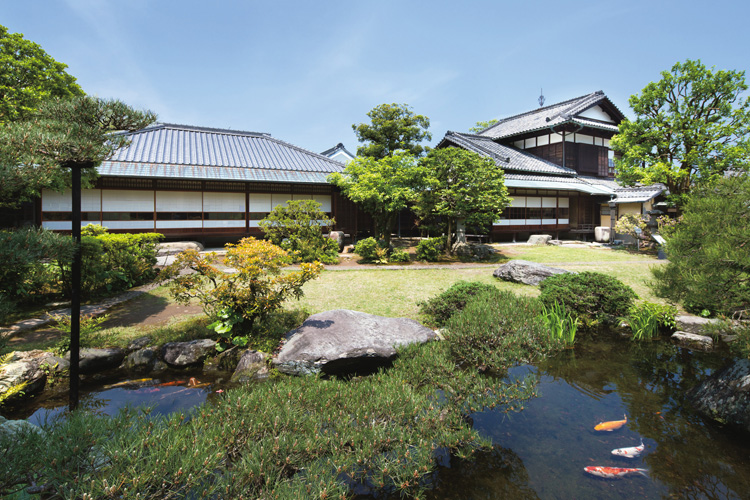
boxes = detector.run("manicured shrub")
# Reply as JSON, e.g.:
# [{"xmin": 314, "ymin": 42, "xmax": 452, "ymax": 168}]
[
  {"xmin": 445, "ymin": 289, "xmax": 565, "ymax": 372},
  {"xmin": 389, "ymin": 248, "xmax": 410, "ymax": 263},
  {"xmin": 57, "ymin": 227, "xmax": 162, "ymax": 299},
  {"xmin": 539, "ymin": 271, "xmax": 638, "ymax": 327},
  {"xmin": 415, "ymin": 236, "xmax": 445, "ymax": 262},
  {"xmin": 0, "ymin": 227, "xmax": 72, "ymax": 306},
  {"xmin": 259, "ymin": 200, "xmax": 337, "ymax": 264},
  {"xmin": 419, "ymin": 280, "xmax": 499, "ymax": 328},
  {"xmin": 164, "ymin": 237, "xmax": 322, "ymax": 350},
  {"xmin": 354, "ymin": 236, "xmax": 381, "ymax": 262}
]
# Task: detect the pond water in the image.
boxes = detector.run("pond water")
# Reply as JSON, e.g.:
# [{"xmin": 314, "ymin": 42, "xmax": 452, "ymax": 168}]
[
  {"xmin": 3, "ymin": 338, "xmax": 749, "ymax": 499},
  {"xmin": 426, "ymin": 338, "xmax": 750, "ymax": 500},
  {"xmin": 1, "ymin": 373, "xmax": 225, "ymax": 425}
]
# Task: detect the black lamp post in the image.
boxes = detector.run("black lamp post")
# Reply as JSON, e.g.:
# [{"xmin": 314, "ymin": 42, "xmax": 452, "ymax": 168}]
[
  {"xmin": 68, "ymin": 161, "xmax": 93, "ymax": 411},
  {"xmin": 608, "ymin": 199, "xmax": 617, "ymax": 245}
]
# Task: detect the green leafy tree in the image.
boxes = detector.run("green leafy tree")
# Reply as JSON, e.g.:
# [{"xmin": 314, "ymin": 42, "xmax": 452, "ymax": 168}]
[
  {"xmin": 0, "ymin": 24, "xmax": 84, "ymax": 124},
  {"xmin": 163, "ymin": 238, "xmax": 322, "ymax": 348},
  {"xmin": 329, "ymin": 152, "xmax": 425, "ymax": 246},
  {"xmin": 0, "ymin": 96, "xmax": 156, "ymax": 206},
  {"xmin": 469, "ymin": 119, "xmax": 499, "ymax": 133},
  {"xmin": 651, "ymin": 174, "xmax": 750, "ymax": 316},
  {"xmin": 416, "ymin": 148, "xmax": 510, "ymax": 252},
  {"xmin": 259, "ymin": 199, "xmax": 338, "ymax": 264},
  {"xmin": 611, "ymin": 59, "xmax": 750, "ymax": 206},
  {"xmin": 352, "ymin": 103, "xmax": 431, "ymax": 159}
]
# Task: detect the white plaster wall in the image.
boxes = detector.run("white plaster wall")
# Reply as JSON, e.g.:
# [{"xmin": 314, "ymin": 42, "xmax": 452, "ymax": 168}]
[
  {"xmin": 203, "ymin": 192, "xmax": 244, "ymax": 212},
  {"xmin": 102, "ymin": 190, "xmax": 154, "ymax": 211}
]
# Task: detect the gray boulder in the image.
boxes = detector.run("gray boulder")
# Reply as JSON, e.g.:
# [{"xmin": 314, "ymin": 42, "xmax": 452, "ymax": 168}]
[
  {"xmin": 688, "ymin": 359, "xmax": 750, "ymax": 432},
  {"xmin": 161, "ymin": 339, "xmax": 216, "ymax": 367},
  {"xmin": 204, "ymin": 346, "xmax": 245, "ymax": 373},
  {"xmin": 452, "ymin": 242, "xmax": 495, "ymax": 261},
  {"xmin": 274, "ymin": 309, "xmax": 437, "ymax": 376},
  {"xmin": 328, "ymin": 231, "xmax": 346, "ymax": 252},
  {"xmin": 66, "ymin": 347, "xmax": 127, "ymax": 374},
  {"xmin": 0, "ymin": 350, "xmax": 55, "ymax": 397},
  {"xmin": 0, "ymin": 415, "xmax": 44, "ymax": 440},
  {"xmin": 671, "ymin": 331, "xmax": 714, "ymax": 351},
  {"xmin": 493, "ymin": 259, "xmax": 572, "ymax": 286},
  {"xmin": 527, "ymin": 234, "xmax": 552, "ymax": 245},
  {"xmin": 675, "ymin": 315, "xmax": 720, "ymax": 335},
  {"xmin": 231, "ymin": 350, "xmax": 269, "ymax": 383},
  {"xmin": 122, "ymin": 347, "xmax": 167, "ymax": 373}
]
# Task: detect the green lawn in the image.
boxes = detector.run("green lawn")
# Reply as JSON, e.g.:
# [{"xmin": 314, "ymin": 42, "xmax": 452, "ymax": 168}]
[{"xmin": 294, "ymin": 250, "xmax": 666, "ymax": 321}]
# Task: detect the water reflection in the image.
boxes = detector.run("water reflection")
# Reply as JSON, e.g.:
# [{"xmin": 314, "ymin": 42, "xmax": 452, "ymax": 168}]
[
  {"xmin": 1, "ymin": 374, "xmax": 223, "ymax": 425},
  {"xmin": 429, "ymin": 337, "xmax": 750, "ymax": 499}
]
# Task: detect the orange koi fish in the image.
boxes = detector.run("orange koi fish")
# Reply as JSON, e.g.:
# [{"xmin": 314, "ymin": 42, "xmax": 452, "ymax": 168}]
[
  {"xmin": 187, "ymin": 377, "xmax": 209, "ymax": 388},
  {"xmin": 584, "ymin": 466, "xmax": 648, "ymax": 479},
  {"xmin": 594, "ymin": 414, "xmax": 627, "ymax": 431},
  {"xmin": 103, "ymin": 378, "xmax": 153, "ymax": 389},
  {"xmin": 156, "ymin": 380, "xmax": 186, "ymax": 387}
]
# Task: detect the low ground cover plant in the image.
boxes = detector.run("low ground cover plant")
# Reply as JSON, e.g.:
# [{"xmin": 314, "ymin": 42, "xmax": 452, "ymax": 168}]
[
  {"xmin": 538, "ymin": 271, "xmax": 638, "ymax": 328},
  {"xmin": 445, "ymin": 288, "xmax": 566, "ymax": 372},
  {"xmin": 2, "ymin": 322, "xmax": 550, "ymax": 499}
]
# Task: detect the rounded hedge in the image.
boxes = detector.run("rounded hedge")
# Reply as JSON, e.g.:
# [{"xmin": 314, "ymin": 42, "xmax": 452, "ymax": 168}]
[{"xmin": 538, "ymin": 271, "xmax": 637, "ymax": 327}]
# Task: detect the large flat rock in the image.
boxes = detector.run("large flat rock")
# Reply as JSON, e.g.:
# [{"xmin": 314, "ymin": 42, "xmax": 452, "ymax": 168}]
[
  {"xmin": 493, "ymin": 259, "xmax": 573, "ymax": 286},
  {"xmin": 274, "ymin": 309, "xmax": 436, "ymax": 376}
]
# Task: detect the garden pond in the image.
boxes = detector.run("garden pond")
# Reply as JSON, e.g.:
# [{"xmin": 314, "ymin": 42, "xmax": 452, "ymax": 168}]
[{"xmin": 2, "ymin": 337, "xmax": 749, "ymax": 499}]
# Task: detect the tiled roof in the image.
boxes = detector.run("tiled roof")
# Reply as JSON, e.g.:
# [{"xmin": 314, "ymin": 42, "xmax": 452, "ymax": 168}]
[
  {"xmin": 102, "ymin": 123, "xmax": 345, "ymax": 179},
  {"xmin": 478, "ymin": 91, "xmax": 624, "ymax": 140},
  {"xmin": 504, "ymin": 174, "xmax": 615, "ymax": 195},
  {"xmin": 440, "ymin": 131, "xmax": 577, "ymax": 176},
  {"xmin": 321, "ymin": 142, "xmax": 355, "ymax": 159},
  {"xmin": 97, "ymin": 162, "xmax": 333, "ymax": 184},
  {"xmin": 612, "ymin": 184, "xmax": 666, "ymax": 203}
]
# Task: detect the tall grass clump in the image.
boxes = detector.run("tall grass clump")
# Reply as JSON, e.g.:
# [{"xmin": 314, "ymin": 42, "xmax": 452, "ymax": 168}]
[
  {"xmin": 623, "ymin": 301, "xmax": 678, "ymax": 341},
  {"xmin": 541, "ymin": 301, "xmax": 578, "ymax": 346},
  {"xmin": 445, "ymin": 289, "xmax": 566, "ymax": 372}
]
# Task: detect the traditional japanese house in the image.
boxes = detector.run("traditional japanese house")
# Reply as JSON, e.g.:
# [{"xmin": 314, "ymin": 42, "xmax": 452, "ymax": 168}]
[
  {"xmin": 38, "ymin": 123, "xmax": 364, "ymax": 241},
  {"xmin": 437, "ymin": 91, "xmax": 665, "ymax": 241}
]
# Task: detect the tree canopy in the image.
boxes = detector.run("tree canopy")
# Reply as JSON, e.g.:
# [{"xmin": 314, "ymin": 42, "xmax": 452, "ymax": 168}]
[
  {"xmin": 611, "ymin": 59, "xmax": 750, "ymax": 206},
  {"xmin": 468, "ymin": 119, "xmax": 499, "ymax": 133},
  {"xmin": 352, "ymin": 103, "xmax": 431, "ymax": 159},
  {"xmin": 651, "ymin": 173, "xmax": 750, "ymax": 316},
  {"xmin": 0, "ymin": 24, "xmax": 84, "ymax": 124},
  {"xmin": 328, "ymin": 152, "xmax": 425, "ymax": 245},
  {"xmin": 416, "ymin": 148, "xmax": 509, "ymax": 251},
  {"xmin": 0, "ymin": 96, "xmax": 156, "ymax": 206}
]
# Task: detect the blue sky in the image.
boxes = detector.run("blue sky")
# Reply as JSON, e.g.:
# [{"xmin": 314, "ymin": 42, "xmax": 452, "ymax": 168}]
[{"xmin": 3, "ymin": 0, "xmax": 749, "ymax": 155}]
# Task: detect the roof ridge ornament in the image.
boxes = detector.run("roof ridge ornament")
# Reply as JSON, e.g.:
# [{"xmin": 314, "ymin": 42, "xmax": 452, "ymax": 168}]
[{"xmin": 538, "ymin": 88, "xmax": 545, "ymax": 108}]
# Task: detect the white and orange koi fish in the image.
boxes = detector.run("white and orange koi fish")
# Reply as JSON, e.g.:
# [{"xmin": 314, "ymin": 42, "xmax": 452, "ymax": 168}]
[
  {"xmin": 594, "ymin": 414, "xmax": 627, "ymax": 431},
  {"xmin": 584, "ymin": 466, "xmax": 648, "ymax": 479},
  {"xmin": 611, "ymin": 440, "xmax": 645, "ymax": 458}
]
